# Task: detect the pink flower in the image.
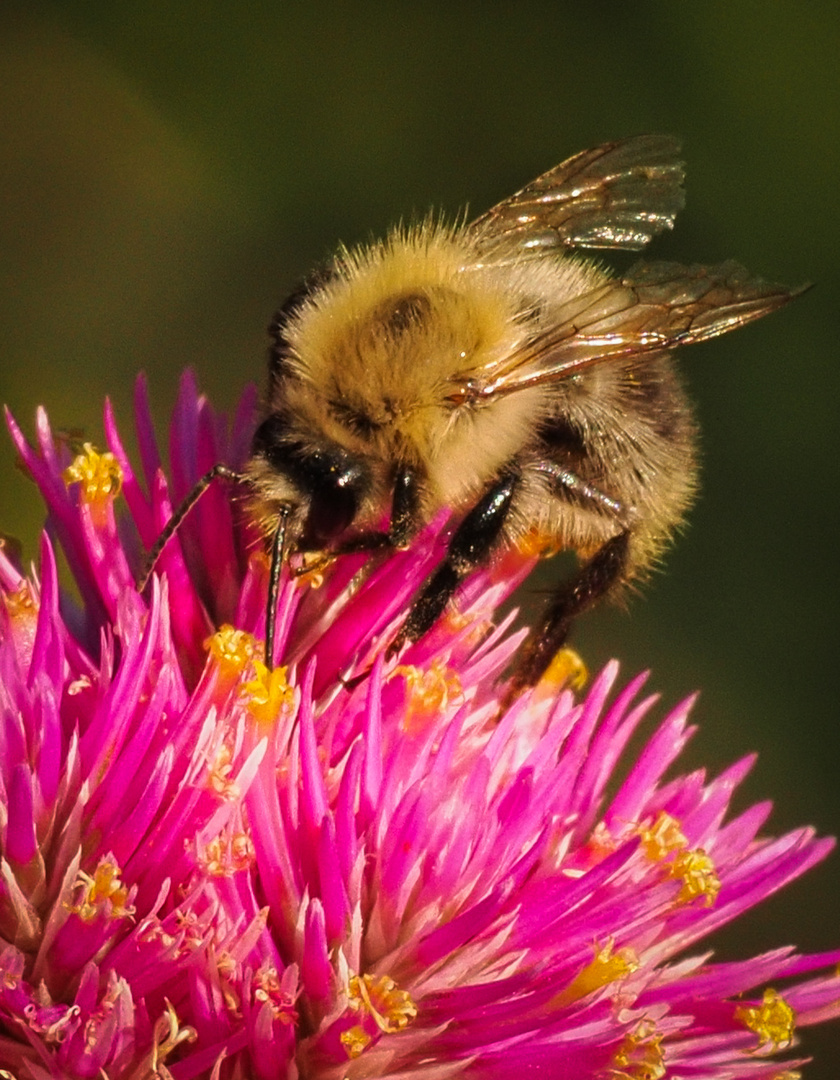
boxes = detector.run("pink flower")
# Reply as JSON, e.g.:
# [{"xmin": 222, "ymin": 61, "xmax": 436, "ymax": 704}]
[{"xmin": 0, "ymin": 371, "xmax": 838, "ymax": 1079}]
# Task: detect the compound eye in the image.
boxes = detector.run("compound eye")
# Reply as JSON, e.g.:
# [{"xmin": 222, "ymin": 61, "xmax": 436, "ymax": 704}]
[
  {"xmin": 252, "ymin": 416, "xmax": 370, "ymax": 544},
  {"xmin": 306, "ymin": 462, "xmax": 364, "ymax": 542}
]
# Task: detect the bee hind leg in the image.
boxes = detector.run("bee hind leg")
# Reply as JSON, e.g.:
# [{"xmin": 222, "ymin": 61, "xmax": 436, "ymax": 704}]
[{"xmin": 501, "ymin": 530, "xmax": 630, "ymax": 710}]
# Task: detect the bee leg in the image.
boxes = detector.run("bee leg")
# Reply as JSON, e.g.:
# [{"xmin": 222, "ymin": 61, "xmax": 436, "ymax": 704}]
[
  {"xmin": 502, "ymin": 530, "xmax": 630, "ymax": 708},
  {"xmin": 265, "ymin": 504, "xmax": 293, "ymax": 668},
  {"xmin": 270, "ymin": 468, "xmax": 424, "ymax": 673},
  {"xmin": 388, "ymin": 471, "xmax": 519, "ymax": 656},
  {"xmin": 139, "ymin": 463, "xmax": 245, "ymax": 591},
  {"xmin": 388, "ymin": 464, "xmax": 423, "ymax": 547},
  {"xmin": 303, "ymin": 463, "xmax": 423, "ymax": 564}
]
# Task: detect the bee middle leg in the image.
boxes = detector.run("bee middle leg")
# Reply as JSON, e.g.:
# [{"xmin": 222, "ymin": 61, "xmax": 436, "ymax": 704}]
[{"xmin": 388, "ymin": 470, "xmax": 519, "ymax": 656}]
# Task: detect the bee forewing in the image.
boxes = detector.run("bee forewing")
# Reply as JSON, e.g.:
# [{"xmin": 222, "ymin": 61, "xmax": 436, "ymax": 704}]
[
  {"xmin": 469, "ymin": 134, "xmax": 686, "ymax": 254},
  {"xmin": 451, "ymin": 260, "xmax": 802, "ymax": 399}
]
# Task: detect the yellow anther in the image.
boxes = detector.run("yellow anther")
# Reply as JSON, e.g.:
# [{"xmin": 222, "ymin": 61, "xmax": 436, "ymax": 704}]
[
  {"xmin": 208, "ymin": 744, "xmax": 239, "ymax": 798},
  {"xmin": 553, "ymin": 939, "xmax": 638, "ymax": 1006},
  {"xmin": 231, "ymin": 832, "xmax": 255, "ymax": 867},
  {"xmin": 3, "ymin": 583, "xmax": 36, "ymax": 619},
  {"xmin": 610, "ymin": 1021, "xmax": 666, "ymax": 1080},
  {"xmin": 347, "ymin": 973, "xmax": 418, "ymax": 1035},
  {"xmin": 72, "ymin": 860, "xmax": 134, "ymax": 922},
  {"xmin": 639, "ymin": 811, "xmax": 688, "ymax": 862},
  {"xmin": 63, "ymin": 443, "xmax": 123, "ymax": 504},
  {"xmin": 253, "ymin": 966, "xmax": 297, "ymax": 1024},
  {"xmin": 149, "ymin": 1001, "xmax": 197, "ymax": 1074},
  {"xmin": 440, "ymin": 607, "xmax": 472, "ymax": 633},
  {"xmin": 394, "ymin": 661, "xmax": 462, "ymax": 733},
  {"xmin": 735, "ymin": 988, "xmax": 796, "ymax": 1050},
  {"xmin": 206, "ymin": 625, "xmax": 259, "ymax": 676},
  {"xmin": 636, "ymin": 813, "xmax": 720, "ymax": 906},
  {"xmin": 241, "ymin": 660, "xmax": 294, "ymax": 725},
  {"xmin": 293, "ymin": 550, "xmax": 332, "ymax": 588},
  {"xmin": 341, "ymin": 1025, "xmax": 372, "ymax": 1058},
  {"xmin": 200, "ymin": 831, "xmax": 254, "ymax": 876},
  {"xmin": 669, "ymin": 848, "xmax": 721, "ymax": 906}
]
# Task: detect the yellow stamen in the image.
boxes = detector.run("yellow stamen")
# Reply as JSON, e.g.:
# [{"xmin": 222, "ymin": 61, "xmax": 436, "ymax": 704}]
[
  {"xmin": 553, "ymin": 939, "xmax": 638, "ymax": 1006},
  {"xmin": 637, "ymin": 813, "xmax": 720, "ymax": 906},
  {"xmin": 735, "ymin": 988, "xmax": 796, "ymax": 1050},
  {"xmin": 347, "ymin": 972, "xmax": 418, "ymax": 1035},
  {"xmin": 71, "ymin": 860, "xmax": 134, "ymax": 922},
  {"xmin": 253, "ymin": 966, "xmax": 297, "ymax": 1024},
  {"xmin": 3, "ymin": 583, "xmax": 36, "ymax": 620},
  {"xmin": 206, "ymin": 625, "xmax": 259, "ymax": 677},
  {"xmin": 63, "ymin": 443, "xmax": 123, "ymax": 504},
  {"xmin": 639, "ymin": 811, "xmax": 688, "ymax": 862},
  {"xmin": 200, "ymin": 831, "xmax": 255, "ymax": 876},
  {"xmin": 610, "ymin": 1020, "xmax": 666, "ymax": 1080},
  {"xmin": 241, "ymin": 660, "xmax": 294, "ymax": 725},
  {"xmin": 208, "ymin": 744, "xmax": 239, "ymax": 798},
  {"xmin": 214, "ymin": 951, "xmax": 241, "ymax": 1014},
  {"xmin": 341, "ymin": 1025, "xmax": 372, "ymax": 1058},
  {"xmin": 149, "ymin": 1000, "xmax": 197, "ymax": 1075},
  {"xmin": 669, "ymin": 848, "xmax": 721, "ymax": 906},
  {"xmin": 529, "ymin": 646, "xmax": 589, "ymax": 710},
  {"xmin": 438, "ymin": 606, "xmax": 490, "ymax": 651},
  {"xmin": 394, "ymin": 661, "xmax": 462, "ymax": 733},
  {"xmin": 294, "ymin": 550, "xmax": 332, "ymax": 588},
  {"xmin": 440, "ymin": 607, "xmax": 472, "ymax": 633}
]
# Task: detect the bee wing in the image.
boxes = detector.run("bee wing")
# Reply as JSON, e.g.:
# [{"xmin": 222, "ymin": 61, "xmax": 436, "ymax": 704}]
[
  {"xmin": 469, "ymin": 134, "xmax": 685, "ymax": 254},
  {"xmin": 448, "ymin": 261, "xmax": 805, "ymax": 402}
]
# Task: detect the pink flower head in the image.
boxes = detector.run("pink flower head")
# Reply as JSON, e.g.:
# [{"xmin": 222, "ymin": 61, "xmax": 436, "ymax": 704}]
[{"xmin": 0, "ymin": 371, "xmax": 838, "ymax": 1079}]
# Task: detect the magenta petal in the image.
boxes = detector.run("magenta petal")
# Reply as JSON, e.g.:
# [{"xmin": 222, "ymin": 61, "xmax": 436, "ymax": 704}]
[
  {"xmin": 0, "ymin": 373, "xmax": 837, "ymax": 1079},
  {"xmin": 5, "ymin": 765, "xmax": 38, "ymax": 866}
]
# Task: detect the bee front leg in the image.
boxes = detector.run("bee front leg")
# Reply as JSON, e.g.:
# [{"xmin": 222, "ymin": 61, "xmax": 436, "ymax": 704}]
[
  {"xmin": 502, "ymin": 530, "xmax": 630, "ymax": 708},
  {"xmin": 301, "ymin": 463, "xmax": 424, "ymax": 567},
  {"xmin": 388, "ymin": 470, "xmax": 519, "ymax": 656}
]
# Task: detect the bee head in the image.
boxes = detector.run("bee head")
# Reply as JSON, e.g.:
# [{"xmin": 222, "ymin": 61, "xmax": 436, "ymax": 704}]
[{"xmin": 250, "ymin": 413, "xmax": 373, "ymax": 548}]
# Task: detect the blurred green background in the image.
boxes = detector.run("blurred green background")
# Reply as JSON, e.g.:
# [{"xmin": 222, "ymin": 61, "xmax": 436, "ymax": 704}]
[{"xmin": 1, "ymin": 2, "xmax": 838, "ymax": 1072}]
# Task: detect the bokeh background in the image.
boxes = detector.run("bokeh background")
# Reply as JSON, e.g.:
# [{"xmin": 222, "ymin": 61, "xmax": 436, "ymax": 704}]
[{"xmin": 1, "ymin": 3, "xmax": 838, "ymax": 1073}]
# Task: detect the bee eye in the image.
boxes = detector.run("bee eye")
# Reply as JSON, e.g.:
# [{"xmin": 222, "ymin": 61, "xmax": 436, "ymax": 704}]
[
  {"xmin": 306, "ymin": 461, "xmax": 366, "ymax": 542},
  {"xmin": 252, "ymin": 416, "xmax": 370, "ymax": 543}
]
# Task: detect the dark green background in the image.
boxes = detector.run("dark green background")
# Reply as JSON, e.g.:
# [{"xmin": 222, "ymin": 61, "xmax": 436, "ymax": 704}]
[{"xmin": 1, "ymin": 4, "xmax": 837, "ymax": 1073}]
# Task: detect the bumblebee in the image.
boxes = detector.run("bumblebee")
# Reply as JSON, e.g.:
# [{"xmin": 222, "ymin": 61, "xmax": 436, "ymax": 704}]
[{"xmin": 147, "ymin": 135, "xmax": 799, "ymax": 699}]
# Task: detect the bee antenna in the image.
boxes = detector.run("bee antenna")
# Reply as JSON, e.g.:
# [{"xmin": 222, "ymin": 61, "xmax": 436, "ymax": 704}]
[
  {"xmin": 265, "ymin": 504, "xmax": 293, "ymax": 669},
  {"xmin": 138, "ymin": 463, "xmax": 245, "ymax": 592}
]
